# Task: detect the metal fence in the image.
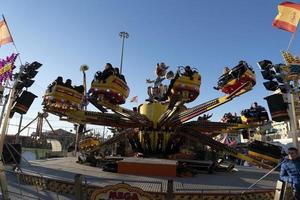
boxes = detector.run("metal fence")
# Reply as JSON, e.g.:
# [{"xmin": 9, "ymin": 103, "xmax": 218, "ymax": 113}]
[{"xmin": 5, "ymin": 170, "xmax": 277, "ymax": 200}]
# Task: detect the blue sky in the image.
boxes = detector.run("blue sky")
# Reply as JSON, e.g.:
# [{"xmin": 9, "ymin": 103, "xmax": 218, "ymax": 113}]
[{"xmin": 1, "ymin": 0, "xmax": 298, "ymax": 135}]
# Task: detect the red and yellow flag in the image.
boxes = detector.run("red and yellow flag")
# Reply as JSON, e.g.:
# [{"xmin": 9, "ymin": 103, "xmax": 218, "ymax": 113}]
[
  {"xmin": 0, "ymin": 20, "xmax": 13, "ymax": 46},
  {"xmin": 273, "ymin": 1, "xmax": 300, "ymax": 33}
]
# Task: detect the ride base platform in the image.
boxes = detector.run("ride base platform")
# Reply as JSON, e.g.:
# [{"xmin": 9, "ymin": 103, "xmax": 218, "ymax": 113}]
[
  {"xmin": 118, "ymin": 157, "xmax": 177, "ymax": 177},
  {"xmin": 5, "ymin": 157, "xmax": 280, "ymax": 200}
]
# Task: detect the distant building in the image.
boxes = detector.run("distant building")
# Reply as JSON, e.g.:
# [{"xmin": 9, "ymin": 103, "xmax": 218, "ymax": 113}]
[
  {"xmin": 32, "ymin": 129, "xmax": 75, "ymax": 150},
  {"xmin": 258, "ymin": 121, "xmax": 290, "ymax": 142}
]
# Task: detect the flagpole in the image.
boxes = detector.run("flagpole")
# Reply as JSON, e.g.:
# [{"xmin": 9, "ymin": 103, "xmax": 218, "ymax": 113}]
[
  {"xmin": 2, "ymin": 14, "xmax": 22, "ymax": 65},
  {"xmin": 287, "ymin": 32, "xmax": 296, "ymax": 52},
  {"xmin": 2, "ymin": 15, "xmax": 26, "ymax": 146}
]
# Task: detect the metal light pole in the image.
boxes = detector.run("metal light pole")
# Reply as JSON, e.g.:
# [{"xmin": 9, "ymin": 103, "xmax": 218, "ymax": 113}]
[
  {"xmin": 80, "ymin": 64, "xmax": 89, "ymax": 111},
  {"xmin": 288, "ymin": 84, "xmax": 300, "ymax": 150},
  {"xmin": 0, "ymin": 65, "xmax": 26, "ymax": 200},
  {"xmin": 281, "ymin": 51, "xmax": 300, "ymax": 151},
  {"xmin": 74, "ymin": 124, "xmax": 79, "ymax": 157},
  {"xmin": 119, "ymin": 31, "xmax": 129, "ymax": 74},
  {"xmin": 73, "ymin": 65, "xmax": 89, "ymax": 156}
]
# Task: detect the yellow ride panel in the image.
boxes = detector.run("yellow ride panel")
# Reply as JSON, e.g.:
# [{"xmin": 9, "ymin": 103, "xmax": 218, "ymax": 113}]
[{"xmin": 139, "ymin": 102, "xmax": 168, "ymax": 127}]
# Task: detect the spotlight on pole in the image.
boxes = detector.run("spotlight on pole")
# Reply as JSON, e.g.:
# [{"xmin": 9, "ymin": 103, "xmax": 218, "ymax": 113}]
[{"xmin": 80, "ymin": 64, "xmax": 89, "ymax": 72}]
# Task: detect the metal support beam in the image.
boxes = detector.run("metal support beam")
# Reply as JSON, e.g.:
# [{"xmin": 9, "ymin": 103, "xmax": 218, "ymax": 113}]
[
  {"xmin": 74, "ymin": 174, "xmax": 83, "ymax": 200},
  {"xmin": 288, "ymin": 92, "xmax": 299, "ymax": 151},
  {"xmin": 15, "ymin": 116, "xmax": 39, "ymax": 141}
]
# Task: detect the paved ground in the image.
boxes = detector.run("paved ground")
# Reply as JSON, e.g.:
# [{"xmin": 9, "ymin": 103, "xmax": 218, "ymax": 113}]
[
  {"xmin": 27, "ymin": 157, "xmax": 278, "ymax": 190},
  {"xmin": 4, "ymin": 157, "xmax": 279, "ymax": 199}
]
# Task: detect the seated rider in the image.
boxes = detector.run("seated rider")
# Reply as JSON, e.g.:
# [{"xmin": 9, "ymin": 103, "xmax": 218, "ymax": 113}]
[
  {"xmin": 250, "ymin": 102, "xmax": 265, "ymax": 119},
  {"xmin": 94, "ymin": 71, "xmax": 102, "ymax": 80},
  {"xmin": 101, "ymin": 63, "xmax": 114, "ymax": 81},
  {"xmin": 46, "ymin": 76, "xmax": 62, "ymax": 93},
  {"xmin": 65, "ymin": 79, "xmax": 72, "ymax": 89},
  {"xmin": 114, "ymin": 67, "xmax": 120, "ymax": 75},
  {"xmin": 250, "ymin": 102, "xmax": 264, "ymax": 112},
  {"xmin": 114, "ymin": 67, "xmax": 126, "ymax": 83},
  {"xmin": 223, "ymin": 66, "xmax": 230, "ymax": 74},
  {"xmin": 250, "ymin": 102, "xmax": 259, "ymax": 110},
  {"xmin": 233, "ymin": 61, "xmax": 247, "ymax": 81},
  {"xmin": 197, "ymin": 113, "xmax": 212, "ymax": 121},
  {"xmin": 214, "ymin": 66, "xmax": 231, "ymax": 90},
  {"xmin": 46, "ymin": 83, "xmax": 54, "ymax": 93},
  {"xmin": 183, "ymin": 66, "xmax": 194, "ymax": 80},
  {"xmin": 74, "ymin": 85, "xmax": 84, "ymax": 94},
  {"xmin": 55, "ymin": 76, "xmax": 63, "ymax": 85}
]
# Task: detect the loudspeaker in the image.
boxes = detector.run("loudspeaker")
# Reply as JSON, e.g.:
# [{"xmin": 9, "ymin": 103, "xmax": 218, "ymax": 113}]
[{"xmin": 264, "ymin": 94, "xmax": 289, "ymax": 122}]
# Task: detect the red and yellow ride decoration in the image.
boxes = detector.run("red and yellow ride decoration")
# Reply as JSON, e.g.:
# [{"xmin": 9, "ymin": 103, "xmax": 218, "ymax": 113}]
[{"xmin": 0, "ymin": 53, "xmax": 18, "ymax": 84}]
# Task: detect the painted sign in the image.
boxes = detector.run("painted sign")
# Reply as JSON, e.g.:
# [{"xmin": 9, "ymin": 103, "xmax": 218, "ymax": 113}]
[
  {"xmin": 90, "ymin": 183, "xmax": 153, "ymax": 200},
  {"xmin": 0, "ymin": 53, "xmax": 18, "ymax": 83}
]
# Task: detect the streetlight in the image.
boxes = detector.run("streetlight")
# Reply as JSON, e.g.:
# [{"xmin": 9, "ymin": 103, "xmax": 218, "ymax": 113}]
[
  {"xmin": 119, "ymin": 31, "xmax": 129, "ymax": 74},
  {"xmin": 80, "ymin": 64, "xmax": 89, "ymax": 109},
  {"xmin": 73, "ymin": 65, "xmax": 89, "ymax": 156}
]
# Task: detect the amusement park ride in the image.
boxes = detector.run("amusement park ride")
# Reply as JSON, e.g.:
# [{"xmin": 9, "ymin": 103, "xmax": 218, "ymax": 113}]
[{"xmin": 41, "ymin": 58, "xmax": 281, "ymax": 173}]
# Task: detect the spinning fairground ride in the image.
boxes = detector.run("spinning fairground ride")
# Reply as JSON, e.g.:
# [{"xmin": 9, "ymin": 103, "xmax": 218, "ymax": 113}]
[{"xmin": 42, "ymin": 60, "xmax": 279, "ymax": 176}]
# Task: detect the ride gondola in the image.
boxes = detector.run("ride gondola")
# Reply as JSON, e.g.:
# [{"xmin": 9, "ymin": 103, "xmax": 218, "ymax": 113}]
[
  {"xmin": 43, "ymin": 76, "xmax": 84, "ymax": 113},
  {"xmin": 79, "ymin": 137, "xmax": 101, "ymax": 153},
  {"xmin": 89, "ymin": 68, "xmax": 129, "ymax": 105},
  {"xmin": 221, "ymin": 112, "xmax": 242, "ymax": 124},
  {"xmin": 167, "ymin": 66, "xmax": 201, "ymax": 103},
  {"xmin": 240, "ymin": 103, "xmax": 269, "ymax": 124},
  {"xmin": 215, "ymin": 61, "xmax": 256, "ymax": 94}
]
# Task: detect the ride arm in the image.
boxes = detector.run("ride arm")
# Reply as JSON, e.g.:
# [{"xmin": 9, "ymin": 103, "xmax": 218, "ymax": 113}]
[
  {"xmin": 89, "ymin": 99, "xmax": 152, "ymax": 128},
  {"xmin": 84, "ymin": 128, "xmax": 135, "ymax": 154},
  {"xmin": 181, "ymin": 121, "xmax": 250, "ymax": 138},
  {"xmin": 166, "ymin": 81, "xmax": 252, "ymax": 127},
  {"xmin": 157, "ymin": 97, "xmax": 184, "ymax": 128},
  {"xmin": 59, "ymin": 110, "xmax": 144, "ymax": 128},
  {"xmin": 178, "ymin": 121, "xmax": 236, "ymax": 135},
  {"xmin": 176, "ymin": 122, "xmax": 273, "ymax": 169}
]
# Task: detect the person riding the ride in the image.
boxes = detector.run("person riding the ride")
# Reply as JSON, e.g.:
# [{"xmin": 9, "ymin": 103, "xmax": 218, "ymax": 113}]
[
  {"xmin": 183, "ymin": 65, "xmax": 194, "ymax": 80},
  {"xmin": 65, "ymin": 79, "xmax": 72, "ymax": 88},
  {"xmin": 101, "ymin": 63, "xmax": 114, "ymax": 82},
  {"xmin": 214, "ymin": 66, "xmax": 231, "ymax": 90}
]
